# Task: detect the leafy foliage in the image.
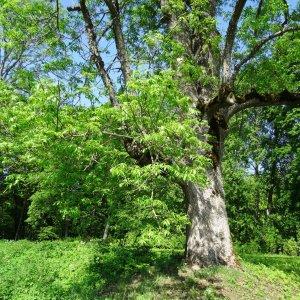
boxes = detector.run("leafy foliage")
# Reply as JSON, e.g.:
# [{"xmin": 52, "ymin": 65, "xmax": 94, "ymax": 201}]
[{"xmin": 224, "ymin": 106, "xmax": 300, "ymax": 254}]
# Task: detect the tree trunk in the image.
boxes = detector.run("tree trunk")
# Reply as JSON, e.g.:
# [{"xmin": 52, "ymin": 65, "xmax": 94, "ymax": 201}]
[
  {"xmin": 102, "ymin": 221, "xmax": 109, "ymax": 240},
  {"xmin": 183, "ymin": 120, "xmax": 236, "ymax": 267},
  {"xmin": 183, "ymin": 165, "xmax": 236, "ymax": 267},
  {"xmin": 15, "ymin": 199, "xmax": 27, "ymax": 241}
]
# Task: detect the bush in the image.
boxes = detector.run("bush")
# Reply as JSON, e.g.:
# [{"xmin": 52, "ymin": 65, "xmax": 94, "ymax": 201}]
[
  {"xmin": 37, "ymin": 226, "xmax": 59, "ymax": 241},
  {"xmin": 282, "ymin": 238, "xmax": 299, "ymax": 256},
  {"xmin": 260, "ymin": 226, "xmax": 281, "ymax": 253},
  {"xmin": 235, "ymin": 241, "xmax": 260, "ymax": 254}
]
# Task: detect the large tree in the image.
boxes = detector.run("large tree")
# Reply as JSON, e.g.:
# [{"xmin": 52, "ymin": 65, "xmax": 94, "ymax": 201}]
[
  {"xmin": 65, "ymin": 0, "xmax": 300, "ymax": 267},
  {"xmin": 1, "ymin": 0, "xmax": 299, "ymax": 267}
]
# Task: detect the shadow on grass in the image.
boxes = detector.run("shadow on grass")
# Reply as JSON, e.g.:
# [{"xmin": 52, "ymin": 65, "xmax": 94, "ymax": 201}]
[
  {"xmin": 87, "ymin": 242, "xmax": 185, "ymax": 297},
  {"xmin": 83, "ymin": 242, "xmax": 225, "ymax": 299},
  {"xmin": 240, "ymin": 253, "xmax": 300, "ymax": 278},
  {"xmin": 67, "ymin": 244, "xmax": 299, "ymax": 299}
]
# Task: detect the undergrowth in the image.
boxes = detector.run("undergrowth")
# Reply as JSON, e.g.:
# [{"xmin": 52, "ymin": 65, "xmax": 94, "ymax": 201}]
[{"xmin": 0, "ymin": 240, "xmax": 299, "ymax": 299}]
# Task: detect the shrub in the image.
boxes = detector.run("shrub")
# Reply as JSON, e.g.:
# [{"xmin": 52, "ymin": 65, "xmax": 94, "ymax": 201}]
[
  {"xmin": 235, "ymin": 241, "xmax": 260, "ymax": 254},
  {"xmin": 260, "ymin": 226, "xmax": 281, "ymax": 253},
  {"xmin": 282, "ymin": 238, "xmax": 299, "ymax": 256},
  {"xmin": 37, "ymin": 226, "xmax": 59, "ymax": 241}
]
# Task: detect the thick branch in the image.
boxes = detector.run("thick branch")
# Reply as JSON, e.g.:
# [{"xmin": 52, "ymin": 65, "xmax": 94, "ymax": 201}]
[
  {"xmin": 226, "ymin": 90, "xmax": 300, "ymax": 119},
  {"xmin": 104, "ymin": 0, "xmax": 131, "ymax": 85},
  {"xmin": 233, "ymin": 26, "xmax": 300, "ymax": 81},
  {"xmin": 222, "ymin": 0, "xmax": 247, "ymax": 84},
  {"xmin": 160, "ymin": 0, "xmax": 174, "ymax": 29},
  {"xmin": 79, "ymin": 0, "xmax": 118, "ymax": 106}
]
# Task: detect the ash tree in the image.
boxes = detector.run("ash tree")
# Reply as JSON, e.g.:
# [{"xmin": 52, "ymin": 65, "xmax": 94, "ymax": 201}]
[
  {"xmin": 66, "ymin": 0, "xmax": 300, "ymax": 267},
  {"xmin": 1, "ymin": 0, "xmax": 300, "ymax": 268}
]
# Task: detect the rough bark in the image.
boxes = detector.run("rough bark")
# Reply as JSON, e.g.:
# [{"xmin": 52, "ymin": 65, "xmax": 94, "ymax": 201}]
[
  {"xmin": 226, "ymin": 90, "xmax": 300, "ymax": 120},
  {"xmin": 158, "ymin": 0, "xmax": 238, "ymax": 265},
  {"xmin": 183, "ymin": 166, "xmax": 236, "ymax": 267}
]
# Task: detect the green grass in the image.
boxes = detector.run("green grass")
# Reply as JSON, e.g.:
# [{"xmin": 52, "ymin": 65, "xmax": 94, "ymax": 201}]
[
  {"xmin": 0, "ymin": 239, "xmax": 102, "ymax": 300},
  {"xmin": 0, "ymin": 240, "xmax": 299, "ymax": 299}
]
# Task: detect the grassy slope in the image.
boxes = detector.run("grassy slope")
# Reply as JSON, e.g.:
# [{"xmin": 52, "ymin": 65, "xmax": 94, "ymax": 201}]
[{"xmin": 0, "ymin": 240, "xmax": 299, "ymax": 300}]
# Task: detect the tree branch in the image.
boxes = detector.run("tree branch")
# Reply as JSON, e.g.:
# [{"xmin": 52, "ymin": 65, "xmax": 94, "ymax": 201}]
[
  {"xmin": 79, "ymin": 0, "xmax": 118, "ymax": 106},
  {"xmin": 67, "ymin": 6, "xmax": 81, "ymax": 12},
  {"xmin": 253, "ymin": 0, "xmax": 263, "ymax": 36},
  {"xmin": 256, "ymin": 0, "xmax": 264, "ymax": 19},
  {"xmin": 2, "ymin": 48, "xmax": 26, "ymax": 79},
  {"xmin": 222, "ymin": 0, "xmax": 247, "ymax": 84},
  {"xmin": 56, "ymin": 0, "xmax": 60, "ymax": 30},
  {"xmin": 226, "ymin": 89, "xmax": 300, "ymax": 120},
  {"xmin": 103, "ymin": 0, "xmax": 131, "ymax": 85},
  {"xmin": 0, "ymin": 41, "xmax": 14, "ymax": 78},
  {"xmin": 232, "ymin": 26, "xmax": 300, "ymax": 82},
  {"xmin": 281, "ymin": 0, "xmax": 289, "ymax": 26}
]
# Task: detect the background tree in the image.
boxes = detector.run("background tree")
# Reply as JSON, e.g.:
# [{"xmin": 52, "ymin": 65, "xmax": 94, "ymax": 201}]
[{"xmin": 224, "ymin": 105, "xmax": 300, "ymax": 255}]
